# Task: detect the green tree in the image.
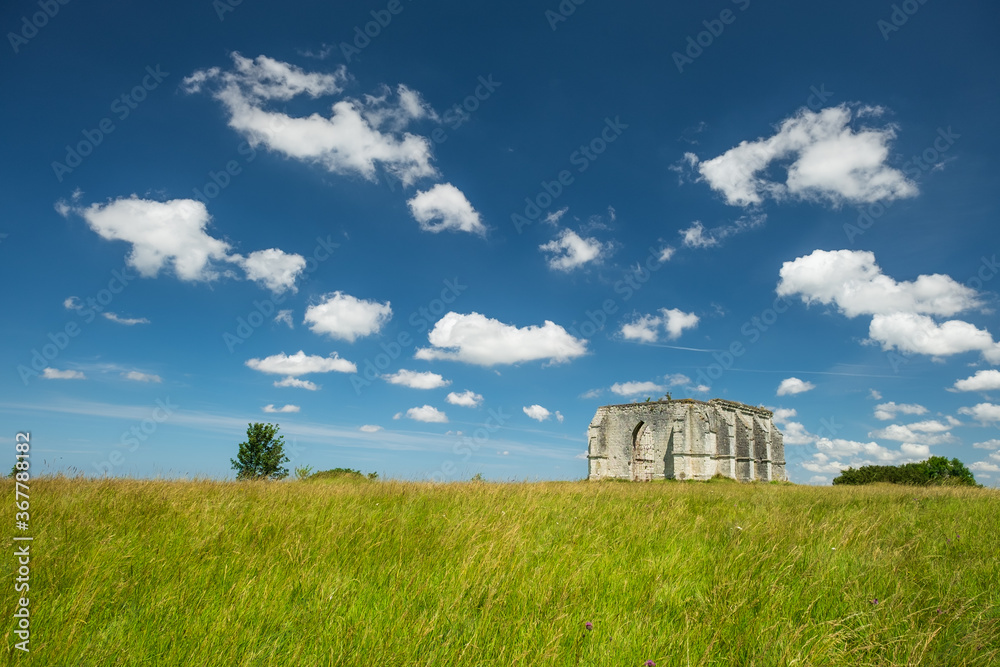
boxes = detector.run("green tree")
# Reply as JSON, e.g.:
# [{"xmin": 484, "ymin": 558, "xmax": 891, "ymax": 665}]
[{"xmin": 231, "ymin": 423, "xmax": 289, "ymax": 480}]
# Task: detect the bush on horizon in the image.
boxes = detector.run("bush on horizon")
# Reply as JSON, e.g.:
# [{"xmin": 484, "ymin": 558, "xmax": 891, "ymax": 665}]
[{"xmin": 833, "ymin": 456, "xmax": 978, "ymax": 487}]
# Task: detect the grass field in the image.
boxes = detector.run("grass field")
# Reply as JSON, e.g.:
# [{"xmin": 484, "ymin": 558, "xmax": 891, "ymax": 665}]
[{"xmin": 3, "ymin": 476, "xmax": 998, "ymax": 666}]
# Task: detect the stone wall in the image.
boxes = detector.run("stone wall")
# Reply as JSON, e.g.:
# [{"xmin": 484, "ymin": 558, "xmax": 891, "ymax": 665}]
[{"xmin": 587, "ymin": 398, "xmax": 786, "ymax": 482}]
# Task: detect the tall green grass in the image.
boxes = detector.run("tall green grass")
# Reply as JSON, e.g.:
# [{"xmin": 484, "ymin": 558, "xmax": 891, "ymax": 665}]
[{"xmin": 3, "ymin": 477, "xmax": 998, "ymax": 665}]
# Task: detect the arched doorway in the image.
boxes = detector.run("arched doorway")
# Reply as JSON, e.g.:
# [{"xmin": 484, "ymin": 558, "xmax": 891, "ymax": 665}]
[{"xmin": 631, "ymin": 421, "xmax": 655, "ymax": 481}]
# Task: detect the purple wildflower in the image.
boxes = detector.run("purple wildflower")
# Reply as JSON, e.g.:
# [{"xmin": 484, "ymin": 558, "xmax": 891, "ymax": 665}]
[
  {"xmin": 645, "ymin": 662, "xmax": 656, "ymax": 667},
  {"xmin": 872, "ymin": 598, "xmax": 879, "ymax": 605},
  {"xmin": 585, "ymin": 622, "xmax": 593, "ymax": 631}
]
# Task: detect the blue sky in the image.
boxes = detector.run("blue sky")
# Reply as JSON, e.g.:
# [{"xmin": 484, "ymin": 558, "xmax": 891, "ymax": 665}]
[{"xmin": 2, "ymin": 0, "xmax": 999, "ymax": 484}]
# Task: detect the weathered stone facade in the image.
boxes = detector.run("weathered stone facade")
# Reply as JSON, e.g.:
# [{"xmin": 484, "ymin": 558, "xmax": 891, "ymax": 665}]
[{"xmin": 587, "ymin": 398, "xmax": 786, "ymax": 482}]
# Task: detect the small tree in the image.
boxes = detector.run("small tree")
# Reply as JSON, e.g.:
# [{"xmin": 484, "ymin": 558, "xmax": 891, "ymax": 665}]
[{"xmin": 231, "ymin": 423, "xmax": 289, "ymax": 480}]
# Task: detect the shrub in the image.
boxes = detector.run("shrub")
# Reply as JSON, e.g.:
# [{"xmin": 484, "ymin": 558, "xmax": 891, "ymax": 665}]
[
  {"xmin": 305, "ymin": 468, "xmax": 367, "ymax": 482},
  {"xmin": 833, "ymin": 456, "xmax": 978, "ymax": 487}
]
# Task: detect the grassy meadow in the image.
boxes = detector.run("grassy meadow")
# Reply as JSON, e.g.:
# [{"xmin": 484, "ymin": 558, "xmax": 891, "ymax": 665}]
[{"xmin": 2, "ymin": 476, "xmax": 998, "ymax": 666}]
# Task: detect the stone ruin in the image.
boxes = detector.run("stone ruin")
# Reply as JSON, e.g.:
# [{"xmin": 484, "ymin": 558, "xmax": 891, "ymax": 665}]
[{"xmin": 587, "ymin": 398, "xmax": 786, "ymax": 482}]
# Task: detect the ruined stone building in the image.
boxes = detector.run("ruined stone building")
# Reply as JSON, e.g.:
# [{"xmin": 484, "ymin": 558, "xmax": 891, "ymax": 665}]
[{"xmin": 587, "ymin": 398, "xmax": 786, "ymax": 482}]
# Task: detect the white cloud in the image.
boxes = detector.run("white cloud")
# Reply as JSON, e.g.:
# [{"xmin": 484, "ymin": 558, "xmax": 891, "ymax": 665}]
[
  {"xmin": 122, "ymin": 371, "xmax": 161, "ymax": 383},
  {"xmin": 868, "ymin": 424, "xmax": 955, "ymax": 446},
  {"xmin": 778, "ymin": 249, "xmax": 999, "ymax": 362},
  {"xmin": 402, "ymin": 405, "xmax": 448, "ymax": 423},
  {"xmin": 275, "ymin": 310, "xmax": 294, "ymax": 328},
  {"xmin": 72, "ymin": 195, "xmax": 307, "ymax": 292},
  {"xmin": 544, "ymin": 207, "xmax": 568, "ymax": 225},
  {"xmin": 42, "ymin": 368, "xmax": 85, "ymax": 380},
  {"xmin": 901, "ymin": 419, "xmax": 952, "ymax": 433},
  {"xmin": 64, "ymin": 296, "xmax": 82, "ymax": 310},
  {"xmin": 777, "ymin": 249, "xmax": 980, "ymax": 319},
  {"xmin": 77, "ymin": 196, "xmax": 234, "ymax": 282},
  {"xmin": 664, "ymin": 373, "xmax": 691, "ymax": 387},
  {"xmin": 802, "ymin": 436, "xmax": 925, "ymax": 474},
  {"xmin": 659, "ymin": 246, "xmax": 676, "ymax": 262},
  {"xmin": 620, "ymin": 308, "xmax": 699, "ymax": 343},
  {"xmin": 662, "ymin": 308, "xmax": 700, "ymax": 340},
  {"xmin": 383, "ymin": 369, "xmax": 450, "ymax": 389},
  {"xmin": 446, "ymin": 390, "xmax": 483, "ymax": 407},
  {"xmin": 523, "ymin": 405, "xmax": 554, "ymax": 422},
  {"xmin": 972, "ymin": 439, "xmax": 1000, "ymax": 450},
  {"xmin": 771, "ymin": 408, "xmax": 797, "ymax": 424},
  {"xmin": 555, "ymin": 411, "xmax": 564, "ymax": 423},
  {"xmin": 184, "ymin": 53, "xmax": 437, "ymax": 187},
  {"xmin": 970, "ymin": 461, "xmax": 1000, "ymax": 473},
  {"xmin": 414, "ymin": 312, "xmax": 587, "ymax": 366},
  {"xmin": 610, "ymin": 381, "xmax": 665, "ymax": 398},
  {"xmin": 680, "ymin": 221, "xmax": 716, "ymax": 248},
  {"xmin": 809, "ymin": 475, "xmax": 830, "ymax": 485},
  {"xmin": 900, "ymin": 443, "xmax": 931, "ymax": 458},
  {"xmin": 263, "ymin": 404, "xmax": 300, "ymax": 413},
  {"xmin": 873, "ymin": 401, "xmax": 928, "ymax": 420},
  {"xmin": 869, "ymin": 389, "xmax": 882, "ymax": 400},
  {"xmin": 688, "ymin": 104, "xmax": 917, "ymax": 207},
  {"xmin": 777, "ymin": 377, "xmax": 815, "ymax": 396},
  {"xmin": 951, "ymin": 369, "xmax": 1000, "ymax": 393},
  {"xmin": 620, "ymin": 314, "xmax": 660, "ymax": 343},
  {"xmin": 691, "ymin": 384, "xmax": 710, "ymax": 393},
  {"xmin": 539, "ymin": 229, "xmax": 609, "ymax": 271},
  {"xmin": 362, "ymin": 82, "xmax": 438, "ymax": 130},
  {"xmin": 958, "ymin": 403, "xmax": 1000, "ymax": 423},
  {"xmin": 406, "ymin": 183, "xmax": 485, "ymax": 235},
  {"xmin": 868, "ymin": 313, "xmax": 1000, "ymax": 363},
  {"xmin": 183, "ymin": 52, "xmax": 346, "ymax": 100},
  {"xmin": 781, "ymin": 422, "xmax": 816, "ymax": 445},
  {"xmin": 237, "ymin": 248, "xmax": 306, "ymax": 294},
  {"xmin": 246, "ymin": 350, "xmax": 356, "ymax": 376},
  {"xmin": 359, "ymin": 424, "xmax": 383, "ymax": 433},
  {"xmin": 769, "ymin": 408, "xmax": 814, "ymax": 444},
  {"xmin": 304, "ymin": 292, "xmax": 392, "ymax": 342},
  {"xmin": 274, "ymin": 377, "xmax": 319, "ymax": 390},
  {"xmin": 103, "ymin": 312, "xmax": 150, "ymax": 326},
  {"xmin": 678, "ymin": 214, "xmax": 766, "ymax": 249}
]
